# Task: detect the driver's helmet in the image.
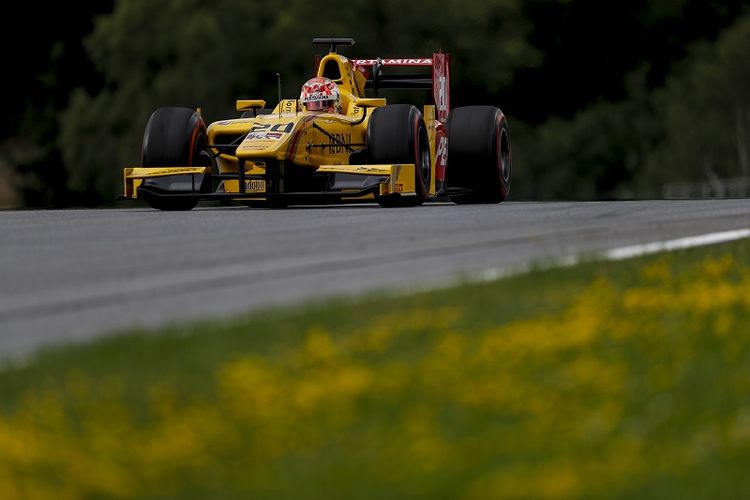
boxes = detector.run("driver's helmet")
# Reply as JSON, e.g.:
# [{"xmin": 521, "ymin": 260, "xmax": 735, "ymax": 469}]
[{"xmin": 300, "ymin": 77, "xmax": 341, "ymax": 113}]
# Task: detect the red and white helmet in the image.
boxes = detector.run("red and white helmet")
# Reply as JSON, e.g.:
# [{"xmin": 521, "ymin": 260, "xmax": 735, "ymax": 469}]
[{"xmin": 300, "ymin": 77, "xmax": 341, "ymax": 112}]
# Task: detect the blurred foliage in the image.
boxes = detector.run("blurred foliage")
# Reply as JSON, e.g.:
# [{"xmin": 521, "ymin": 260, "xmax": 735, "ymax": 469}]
[
  {"xmin": 644, "ymin": 14, "xmax": 750, "ymax": 187},
  {"xmin": 0, "ymin": 1, "xmax": 112, "ymax": 207},
  {"xmin": 513, "ymin": 70, "xmax": 662, "ymax": 200},
  {"xmin": 512, "ymin": 5, "xmax": 750, "ymax": 200},
  {"xmin": 2, "ymin": 0, "xmax": 750, "ymax": 205}
]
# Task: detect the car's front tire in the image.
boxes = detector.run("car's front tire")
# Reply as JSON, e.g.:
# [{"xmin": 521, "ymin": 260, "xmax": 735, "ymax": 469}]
[{"xmin": 140, "ymin": 107, "xmax": 208, "ymax": 211}]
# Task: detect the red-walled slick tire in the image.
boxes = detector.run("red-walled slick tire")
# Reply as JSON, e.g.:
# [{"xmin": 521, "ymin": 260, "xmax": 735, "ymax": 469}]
[
  {"xmin": 446, "ymin": 106, "xmax": 511, "ymax": 204},
  {"xmin": 140, "ymin": 107, "xmax": 208, "ymax": 211}
]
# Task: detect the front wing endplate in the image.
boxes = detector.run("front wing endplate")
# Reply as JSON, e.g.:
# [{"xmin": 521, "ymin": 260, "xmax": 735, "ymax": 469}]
[
  {"xmin": 123, "ymin": 167, "xmax": 210, "ymax": 198},
  {"xmin": 316, "ymin": 164, "xmax": 416, "ymax": 196}
]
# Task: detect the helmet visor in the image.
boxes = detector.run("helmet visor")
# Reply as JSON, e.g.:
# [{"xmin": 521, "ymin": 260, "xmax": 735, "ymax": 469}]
[{"xmin": 306, "ymin": 100, "xmax": 333, "ymax": 111}]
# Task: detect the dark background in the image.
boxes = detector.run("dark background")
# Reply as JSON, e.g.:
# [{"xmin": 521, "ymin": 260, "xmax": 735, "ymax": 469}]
[{"xmin": 2, "ymin": 0, "xmax": 749, "ymax": 206}]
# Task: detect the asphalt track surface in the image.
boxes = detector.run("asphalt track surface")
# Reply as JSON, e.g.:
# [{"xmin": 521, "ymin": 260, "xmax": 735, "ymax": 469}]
[{"xmin": 2, "ymin": 200, "xmax": 749, "ymax": 358}]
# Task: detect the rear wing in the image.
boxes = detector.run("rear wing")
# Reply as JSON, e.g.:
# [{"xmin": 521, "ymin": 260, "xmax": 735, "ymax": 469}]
[{"xmin": 351, "ymin": 55, "xmax": 451, "ymax": 120}]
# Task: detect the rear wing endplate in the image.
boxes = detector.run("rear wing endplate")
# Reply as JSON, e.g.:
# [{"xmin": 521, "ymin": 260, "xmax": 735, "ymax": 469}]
[{"xmin": 352, "ymin": 54, "xmax": 450, "ymax": 185}]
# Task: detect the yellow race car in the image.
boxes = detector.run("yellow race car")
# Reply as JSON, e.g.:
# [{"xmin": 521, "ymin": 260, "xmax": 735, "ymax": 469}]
[{"xmin": 121, "ymin": 37, "xmax": 511, "ymax": 210}]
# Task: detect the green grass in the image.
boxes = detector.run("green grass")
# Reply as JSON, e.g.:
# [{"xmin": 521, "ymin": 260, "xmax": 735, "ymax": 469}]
[{"xmin": 1, "ymin": 239, "xmax": 750, "ymax": 499}]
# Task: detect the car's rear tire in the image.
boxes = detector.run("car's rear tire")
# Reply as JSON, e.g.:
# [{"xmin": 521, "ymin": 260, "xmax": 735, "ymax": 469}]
[
  {"xmin": 446, "ymin": 106, "xmax": 511, "ymax": 204},
  {"xmin": 141, "ymin": 107, "xmax": 208, "ymax": 211},
  {"xmin": 367, "ymin": 104, "xmax": 430, "ymax": 207}
]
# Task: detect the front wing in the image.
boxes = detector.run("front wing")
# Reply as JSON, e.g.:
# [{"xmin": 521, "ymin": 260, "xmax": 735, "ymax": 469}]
[{"xmin": 121, "ymin": 164, "xmax": 416, "ymax": 204}]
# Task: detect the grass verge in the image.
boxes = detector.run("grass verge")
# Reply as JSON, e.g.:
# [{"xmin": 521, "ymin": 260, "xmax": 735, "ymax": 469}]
[{"xmin": 1, "ymin": 239, "xmax": 750, "ymax": 499}]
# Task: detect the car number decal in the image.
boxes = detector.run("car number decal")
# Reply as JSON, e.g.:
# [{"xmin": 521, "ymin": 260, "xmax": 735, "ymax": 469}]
[{"xmin": 249, "ymin": 123, "xmax": 294, "ymax": 134}]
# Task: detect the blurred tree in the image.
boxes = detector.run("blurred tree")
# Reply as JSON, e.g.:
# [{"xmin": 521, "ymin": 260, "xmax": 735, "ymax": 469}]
[
  {"xmin": 644, "ymin": 14, "xmax": 750, "ymax": 189},
  {"xmin": 512, "ymin": 69, "xmax": 661, "ymax": 200},
  {"xmin": 510, "ymin": 0, "xmax": 750, "ymax": 124},
  {"xmin": 0, "ymin": 1, "xmax": 113, "ymax": 207},
  {"xmin": 510, "ymin": 0, "xmax": 750, "ymax": 200}
]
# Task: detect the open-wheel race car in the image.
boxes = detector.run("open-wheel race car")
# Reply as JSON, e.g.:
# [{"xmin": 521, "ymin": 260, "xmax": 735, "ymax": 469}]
[{"xmin": 121, "ymin": 37, "xmax": 511, "ymax": 210}]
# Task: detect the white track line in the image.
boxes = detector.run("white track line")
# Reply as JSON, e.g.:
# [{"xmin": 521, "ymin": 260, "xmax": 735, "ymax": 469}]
[
  {"xmin": 604, "ymin": 228, "xmax": 750, "ymax": 260},
  {"xmin": 400, "ymin": 228, "xmax": 750, "ymax": 296},
  {"xmin": 474, "ymin": 228, "xmax": 750, "ymax": 283}
]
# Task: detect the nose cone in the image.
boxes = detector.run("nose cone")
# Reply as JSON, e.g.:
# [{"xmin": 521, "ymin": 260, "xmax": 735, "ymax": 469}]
[{"xmin": 236, "ymin": 118, "xmax": 299, "ymax": 160}]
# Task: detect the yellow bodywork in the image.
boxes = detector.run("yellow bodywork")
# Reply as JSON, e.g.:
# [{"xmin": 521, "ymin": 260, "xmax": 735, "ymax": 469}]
[
  {"xmin": 235, "ymin": 99, "xmax": 266, "ymax": 111},
  {"xmin": 317, "ymin": 164, "xmax": 417, "ymax": 197},
  {"xmin": 123, "ymin": 167, "xmax": 210, "ymax": 198},
  {"xmin": 124, "ymin": 51, "xmax": 438, "ymax": 203}
]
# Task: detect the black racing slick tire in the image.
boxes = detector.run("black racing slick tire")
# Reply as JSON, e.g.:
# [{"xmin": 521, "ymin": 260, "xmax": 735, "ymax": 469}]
[
  {"xmin": 367, "ymin": 104, "xmax": 431, "ymax": 207},
  {"xmin": 141, "ymin": 107, "xmax": 208, "ymax": 211},
  {"xmin": 446, "ymin": 106, "xmax": 511, "ymax": 204}
]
